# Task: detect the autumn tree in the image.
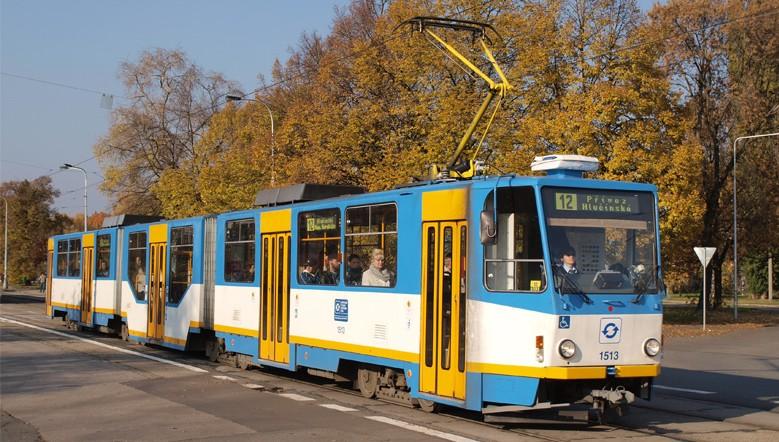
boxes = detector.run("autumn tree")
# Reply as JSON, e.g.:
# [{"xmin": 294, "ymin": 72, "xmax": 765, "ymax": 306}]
[
  {"xmin": 648, "ymin": 0, "xmax": 779, "ymax": 306},
  {"xmin": 0, "ymin": 177, "xmax": 70, "ymax": 284},
  {"xmin": 64, "ymin": 211, "xmax": 110, "ymax": 233},
  {"xmin": 94, "ymin": 49, "xmax": 238, "ymax": 215},
  {"xmin": 726, "ymin": 0, "xmax": 779, "ymax": 284}
]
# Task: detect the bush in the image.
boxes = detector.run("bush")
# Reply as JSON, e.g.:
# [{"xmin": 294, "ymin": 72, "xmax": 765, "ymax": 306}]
[{"xmin": 742, "ymin": 253, "xmax": 777, "ymax": 297}]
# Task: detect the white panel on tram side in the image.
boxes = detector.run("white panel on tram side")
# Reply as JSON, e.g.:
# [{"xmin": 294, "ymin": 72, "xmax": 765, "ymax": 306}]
[
  {"xmin": 163, "ymin": 284, "xmax": 203, "ymax": 343},
  {"xmin": 50, "ymin": 278, "xmax": 81, "ymax": 309},
  {"xmin": 93, "ymin": 280, "xmax": 116, "ymax": 312},
  {"xmin": 121, "ymin": 280, "xmax": 147, "ymax": 337},
  {"xmin": 213, "ymin": 285, "xmax": 260, "ymax": 334},
  {"xmin": 289, "ymin": 288, "xmax": 420, "ymax": 356},
  {"xmin": 467, "ymin": 299, "xmax": 662, "ymax": 368}
]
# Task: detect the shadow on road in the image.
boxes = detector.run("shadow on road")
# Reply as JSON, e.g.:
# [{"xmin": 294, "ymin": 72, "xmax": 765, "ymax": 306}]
[{"xmin": 0, "ymin": 293, "xmax": 45, "ymax": 304}]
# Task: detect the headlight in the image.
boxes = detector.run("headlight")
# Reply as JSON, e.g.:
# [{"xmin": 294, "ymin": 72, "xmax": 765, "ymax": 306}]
[
  {"xmin": 644, "ymin": 338, "xmax": 661, "ymax": 356},
  {"xmin": 558, "ymin": 339, "xmax": 576, "ymax": 359}
]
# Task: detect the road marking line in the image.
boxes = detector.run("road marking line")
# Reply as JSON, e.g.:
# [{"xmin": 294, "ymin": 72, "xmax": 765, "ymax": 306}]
[
  {"xmin": 278, "ymin": 393, "xmax": 315, "ymax": 401},
  {"xmin": 213, "ymin": 375, "xmax": 237, "ymax": 381},
  {"xmin": 319, "ymin": 403, "xmax": 358, "ymax": 412},
  {"xmin": 654, "ymin": 385, "xmax": 715, "ymax": 394},
  {"xmin": 0, "ymin": 316, "xmax": 207, "ymax": 374},
  {"xmin": 365, "ymin": 416, "xmax": 478, "ymax": 442},
  {"xmin": 242, "ymin": 383, "xmax": 265, "ymax": 390}
]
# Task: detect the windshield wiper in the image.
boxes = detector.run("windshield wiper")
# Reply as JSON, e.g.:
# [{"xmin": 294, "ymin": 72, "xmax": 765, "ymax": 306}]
[
  {"xmin": 555, "ymin": 269, "xmax": 593, "ymax": 304},
  {"xmin": 631, "ymin": 286, "xmax": 646, "ymax": 304}
]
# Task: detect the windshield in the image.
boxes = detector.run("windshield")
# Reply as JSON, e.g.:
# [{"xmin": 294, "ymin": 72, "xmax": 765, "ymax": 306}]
[{"xmin": 542, "ymin": 187, "xmax": 659, "ymax": 295}]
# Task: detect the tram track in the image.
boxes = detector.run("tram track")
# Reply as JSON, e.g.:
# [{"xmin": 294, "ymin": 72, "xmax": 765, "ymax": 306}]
[{"xmin": 1, "ymin": 293, "xmax": 773, "ymax": 441}]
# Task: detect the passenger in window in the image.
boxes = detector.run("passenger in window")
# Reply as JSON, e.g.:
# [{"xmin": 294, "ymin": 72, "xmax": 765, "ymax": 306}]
[
  {"xmin": 345, "ymin": 254, "xmax": 363, "ymax": 286},
  {"xmin": 300, "ymin": 259, "xmax": 319, "ymax": 284},
  {"xmin": 361, "ymin": 248, "xmax": 393, "ymax": 287},
  {"xmin": 443, "ymin": 256, "xmax": 452, "ymax": 295},
  {"xmin": 133, "ymin": 256, "xmax": 147, "ymax": 296},
  {"xmin": 322, "ymin": 253, "xmax": 341, "ymax": 285},
  {"xmin": 247, "ymin": 264, "xmax": 255, "ymax": 282}
]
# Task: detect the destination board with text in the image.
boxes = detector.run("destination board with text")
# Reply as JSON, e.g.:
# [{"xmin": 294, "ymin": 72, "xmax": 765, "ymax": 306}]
[{"xmin": 554, "ymin": 192, "xmax": 639, "ymax": 214}]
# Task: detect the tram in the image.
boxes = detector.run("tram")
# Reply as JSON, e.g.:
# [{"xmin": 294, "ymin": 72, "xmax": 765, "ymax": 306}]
[
  {"xmin": 46, "ymin": 155, "xmax": 663, "ymax": 418},
  {"xmin": 45, "ymin": 17, "xmax": 663, "ymax": 420}
]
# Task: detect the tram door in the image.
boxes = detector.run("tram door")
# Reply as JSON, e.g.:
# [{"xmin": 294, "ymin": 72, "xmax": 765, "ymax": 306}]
[
  {"xmin": 147, "ymin": 241, "xmax": 167, "ymax": 340},
  {"xmin": 80, "ymin": 235, "xmax": 94, "ymax": 325},
  {"xmin": 420, "ymin": 221, "xmax": 467, "ymax": 400},
  {"xmin": 45, "ymin": 241, "xmax": 53, "ymax": 316},
  {"xmin": 259, "ymin": 232, "xmax": 290, "ymax": 363}
]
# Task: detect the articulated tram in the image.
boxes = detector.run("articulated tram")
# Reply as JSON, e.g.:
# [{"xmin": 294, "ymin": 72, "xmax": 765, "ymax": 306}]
[{"xmin": 46, "ymin": 155, "xmax": 664, "ymax": 419}]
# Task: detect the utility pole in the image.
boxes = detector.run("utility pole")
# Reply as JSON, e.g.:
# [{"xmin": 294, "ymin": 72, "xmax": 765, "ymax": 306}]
[
  {"xmin": 2, "ymin": 196, "xmax": 7, "ymax": 290},
  {"xmin": 769, "ymin": 253, "xmax": 773, "ymax": 301}
]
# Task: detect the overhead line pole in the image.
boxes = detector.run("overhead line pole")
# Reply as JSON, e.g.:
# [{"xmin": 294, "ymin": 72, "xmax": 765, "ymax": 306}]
[{"xmin": 2, "ymin": 196, "xmax": 7, "ymax": 290}]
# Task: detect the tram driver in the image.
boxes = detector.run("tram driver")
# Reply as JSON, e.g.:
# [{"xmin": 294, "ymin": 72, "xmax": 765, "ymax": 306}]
[{"xmin": 556, "ymin": 247, "xmax": 579, "ymax": 275}]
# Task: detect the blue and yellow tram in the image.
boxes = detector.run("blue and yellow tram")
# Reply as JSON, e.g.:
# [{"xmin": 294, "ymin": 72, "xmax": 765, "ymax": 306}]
[{"xmin": 46, "ymin": 155, "xmax": 664, "ymax": 417}]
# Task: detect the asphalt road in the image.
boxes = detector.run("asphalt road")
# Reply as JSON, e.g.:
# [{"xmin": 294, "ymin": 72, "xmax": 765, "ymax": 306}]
[
  {"xmin": 2, "ymin": 290, "xmax": 778, "ymax": 441},
  {"xmin": 657, "ymin": 327, "xmax": 779, "ymax": 411}
]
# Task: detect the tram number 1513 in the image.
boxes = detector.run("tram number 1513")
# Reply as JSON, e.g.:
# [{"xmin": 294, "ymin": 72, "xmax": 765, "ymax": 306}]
[{"xmin": 599, "ymin": 351, "xmax": 619, "ymax": 361}]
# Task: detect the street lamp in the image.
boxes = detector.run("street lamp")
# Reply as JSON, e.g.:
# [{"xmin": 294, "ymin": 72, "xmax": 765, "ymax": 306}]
[
  {"xmin": 732, "ymin": 132, "xmax": 779, "ymax": 320},
  {"xmin": 1, "ymin": 196, "xmax": 7, "ymax": 290},
  {"xmin": 225, "ymin": 94, "xmax": 276, "ymax": 186},
  {"xmin": 60, "ymin": 163, "xmax": 88, "ymax": 232}
]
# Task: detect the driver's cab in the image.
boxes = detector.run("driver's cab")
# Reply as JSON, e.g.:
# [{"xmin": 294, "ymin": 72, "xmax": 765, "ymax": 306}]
[{"xmin": 541, "ymin": 187, "xmax": 659, "ymax": 297}]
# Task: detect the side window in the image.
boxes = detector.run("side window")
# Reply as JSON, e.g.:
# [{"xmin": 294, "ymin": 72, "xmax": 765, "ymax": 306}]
[
  {"xmin": 96, "ymin": 234, "xmax": 111, "ymax": 277},
  {"xmin": 298, "ymin": 209, "xmax": 341, "ymax": 286},
  {"xmin": 224, "ymin": 219, "xmax": 255, "ymax": 283},
  {"xmin": 484, "ymin": 187, "xmax": 546, "ymax": 292},
  {"xmin": 128, "ymin": 231, "xmax": 148, "ymax": 300},
  {"xmin": 67, "ymin": 239, "xmax": 81, "ymax": 277},
  {"xmin": 57, "ymin": 240, "xmax": 68, "ymax": 276},
  {"xmin": 169, "ymin": 226, "xmax": 194, "ymax": 304},
  {"xmin": 345, "ymin": 203, "xmax": 397, "ymax": 288}
]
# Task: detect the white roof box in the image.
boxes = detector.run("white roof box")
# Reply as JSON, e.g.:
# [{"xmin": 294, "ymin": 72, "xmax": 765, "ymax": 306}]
[{"xmin": 530, "ymin": 154, "xmax": 599, "ymax": 173}]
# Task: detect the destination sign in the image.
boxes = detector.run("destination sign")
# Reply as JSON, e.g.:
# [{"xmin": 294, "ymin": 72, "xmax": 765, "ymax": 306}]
[
  {"xmin": 554, "ymin": 192, "xmax": 639, "ymax": 214},
  {"xmin": 306, "ymin": 215, "xmax": 338, "ymax": 232}
]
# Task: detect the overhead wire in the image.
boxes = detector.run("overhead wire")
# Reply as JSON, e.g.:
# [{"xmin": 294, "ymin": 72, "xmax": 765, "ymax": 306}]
[{"xmin": 1, "ymin": 71, "xmax": 126, "ymax": 99}]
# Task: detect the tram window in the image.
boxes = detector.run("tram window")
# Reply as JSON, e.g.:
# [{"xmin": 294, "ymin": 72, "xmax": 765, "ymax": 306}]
[
  {"xmin": 67, "ymin": 238, "xmax": 81, "ymax": 277},
  {"xmin": 128, "ymin": 231, "xmax": 147, "ymax": 301},
  {"xmin": 298, "ymin": 209, "xmax": 341, "ymax": 286},
  {"xmin": 56, "ymin": 240, "xmax": 68, "ymax": 276},
  {"xmin": 424, "ymin": 226, "xmax": 435, "ymax": 368},
  {"xmin": 458, "ymin": 225, "xmax": 467, "ymax": 373},
  {"xmin": 484, "ymin": 187, "xmax": 546, "ymax": 292},
  {"xmin": 345, "ymin": 203, "xmax": 397, "ymax": 288},
  {"xmin": 96, "ymin": 234, "xmax": 111, "ymax": 277},
  {"xmin": 169, "ymin": 226, "xmax": 194, "ymax": 304},
  {"xmin": 224, "ymin": 219, "xmax": 255, "ymax": 283}
]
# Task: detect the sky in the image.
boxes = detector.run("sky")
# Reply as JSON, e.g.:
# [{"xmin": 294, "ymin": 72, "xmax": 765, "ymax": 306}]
[{"xmin": 1, "ymin": 0, "xmax": 660, "ymax": 216}]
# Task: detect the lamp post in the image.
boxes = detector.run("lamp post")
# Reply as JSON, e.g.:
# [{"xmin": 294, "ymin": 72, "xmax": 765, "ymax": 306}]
[
  {"xmin": 225, "ymin": 94, "xmax": 276, "ymax": 186},
  {"xmin": 732, "ymin": 132, "xmax": 779, "ymax": 320},
  {"xmin": 2, "ymin": 196, "xmax": 7, "ymax": 290},
  {"xmin": 60, "ymin": 163, "xmax": 88, "ymax": 232}
]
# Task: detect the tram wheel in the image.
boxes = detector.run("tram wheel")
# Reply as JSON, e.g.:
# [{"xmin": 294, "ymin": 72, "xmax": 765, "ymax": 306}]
[
  {"xmin": 356, "ymin": 367, "xmax": 379, "ymax": 398},
  {"xmin": 417, "ymin": 399, "xmax": 438, "ymax": 413}
]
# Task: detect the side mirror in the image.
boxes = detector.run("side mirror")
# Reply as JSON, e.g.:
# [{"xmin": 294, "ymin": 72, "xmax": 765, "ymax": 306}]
[{"xmin": 480, "ymin": 210, "xmax": 496, "ymax": 245}]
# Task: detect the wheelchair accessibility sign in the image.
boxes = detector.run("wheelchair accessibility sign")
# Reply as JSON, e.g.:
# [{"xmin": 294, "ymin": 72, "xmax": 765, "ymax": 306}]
[
  {"xmin": 599, "ymin": 318, "xmax": 622, "ymax": 344},
  {"xmin": 558, "ymin": 316, "xmax": 571, "ymax": 329}
]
